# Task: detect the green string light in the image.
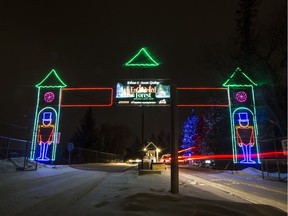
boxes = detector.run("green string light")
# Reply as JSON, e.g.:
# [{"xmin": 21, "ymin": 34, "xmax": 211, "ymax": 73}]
[
  {"xmin": 36, "ymin": 69, "xmax": 67, "ymax": 88},
  {"xmin": 222, "ymin": 67, "xmax": 258, "ymax": 87},
  {"xmin": 125, "ymin": 47, "xmax": 160, "ymax": 67}
]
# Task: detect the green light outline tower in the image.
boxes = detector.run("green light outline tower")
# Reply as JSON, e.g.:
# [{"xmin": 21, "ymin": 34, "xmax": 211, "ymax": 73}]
[
  {"xmin": 223, "ymin": 67, "xmax": 261, "ymax": 164},
  {"xmin": 30, "ymin": 69, "xmax": 67, "ymax": 162}
]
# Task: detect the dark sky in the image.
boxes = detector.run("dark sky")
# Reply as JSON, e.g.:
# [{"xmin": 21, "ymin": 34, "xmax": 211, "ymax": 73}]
[{"xmin": 0, "ymin": 0, "xmax": 283, "ymax": 144}]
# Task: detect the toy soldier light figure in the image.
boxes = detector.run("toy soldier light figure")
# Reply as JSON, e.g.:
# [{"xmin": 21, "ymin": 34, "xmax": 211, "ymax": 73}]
[
  {"xmin": 37, "ymin": 112, "xmax": 55, "ymax": 161},
  {"xmin": 235, "ymin": 112, "xmax": 256, "ymax": 164}
]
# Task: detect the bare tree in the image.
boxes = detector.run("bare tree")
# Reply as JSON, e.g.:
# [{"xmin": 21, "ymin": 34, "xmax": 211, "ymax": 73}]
[
  {"xmin": 255, "ymin": 0, "xmax": 287, "ymax": 136},
  {"xmin": 205, "ymin": 0, "xmax": 287, "ymax": 137}
]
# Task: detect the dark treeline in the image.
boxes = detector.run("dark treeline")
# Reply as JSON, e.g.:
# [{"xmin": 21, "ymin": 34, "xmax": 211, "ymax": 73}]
[{"xmin": 70, "ymin": 107, "xmax": 170, "ymax": 160}]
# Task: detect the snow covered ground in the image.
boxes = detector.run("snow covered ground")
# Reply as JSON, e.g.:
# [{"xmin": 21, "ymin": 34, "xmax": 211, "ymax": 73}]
[{"xmin": 0, "ymin": 158, "xmax": 287, "ymax": 216}]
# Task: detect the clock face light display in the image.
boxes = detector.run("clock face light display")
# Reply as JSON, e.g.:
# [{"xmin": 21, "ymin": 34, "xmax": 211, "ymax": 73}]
[
  {"xmin": 235, "ymin": 91, "xmax": 247, "ymax": 102},
  {"xmin": 44, "ymin": 92, "xmax": 55, "ymax": 103}
]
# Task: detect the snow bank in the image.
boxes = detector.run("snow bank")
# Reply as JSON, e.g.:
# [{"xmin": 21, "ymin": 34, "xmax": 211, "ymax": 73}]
[{"xmin": 116, "ymin": 192, "xmax": 286, "ymax": 216}]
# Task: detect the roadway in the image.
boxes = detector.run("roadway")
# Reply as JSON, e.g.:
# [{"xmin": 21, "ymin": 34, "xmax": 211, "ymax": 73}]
[
  {"xmin": 0, "ymin": 162, "xmax": 286, "ymax": 215},
  {"xmin": 176, "ymin": 165, "xmax": 287, "ymax": 212}
]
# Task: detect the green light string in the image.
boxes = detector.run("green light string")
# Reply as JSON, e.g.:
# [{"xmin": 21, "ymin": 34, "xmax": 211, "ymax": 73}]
[{"xmin": 125, "ymin": 47, "xmax": 159, "ymax": 67}]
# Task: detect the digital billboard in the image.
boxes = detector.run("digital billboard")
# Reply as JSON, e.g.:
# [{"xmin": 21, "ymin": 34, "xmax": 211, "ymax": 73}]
[{"xmin": 115, "ymin": 80, "xmax": 170, "ymax": 106}]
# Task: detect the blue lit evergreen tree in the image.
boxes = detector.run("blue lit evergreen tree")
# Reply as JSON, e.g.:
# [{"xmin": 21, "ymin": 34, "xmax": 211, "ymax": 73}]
[{"xmin": 180, "ymin": 109, "xmax": 199, "ymax": 156}]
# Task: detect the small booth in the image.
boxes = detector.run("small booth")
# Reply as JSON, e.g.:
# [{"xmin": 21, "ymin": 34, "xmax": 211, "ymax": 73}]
[{"xmin": 139, "ymin": 142, "xmax": 165, "ymax": 174}]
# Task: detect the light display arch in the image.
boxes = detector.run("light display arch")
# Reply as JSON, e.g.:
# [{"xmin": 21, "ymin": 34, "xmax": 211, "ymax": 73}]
[{"xmin": 30, "ymin": 50, "xmax": 260, "ymax": 165}]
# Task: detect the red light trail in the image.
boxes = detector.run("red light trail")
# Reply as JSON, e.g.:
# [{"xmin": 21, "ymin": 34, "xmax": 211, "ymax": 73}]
[{"xmin": 165, "ymin": 148, "xmax": 287, "ymax": 163}]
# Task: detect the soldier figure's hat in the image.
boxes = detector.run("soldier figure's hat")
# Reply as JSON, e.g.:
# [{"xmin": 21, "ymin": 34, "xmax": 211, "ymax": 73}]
[
  {"xmin": 43, "ymin": 112, "xmax": 52, "ymax": 121},
  {"xmin": 238, "ymin": 112, "xmax": 249, "ymax": 122}
]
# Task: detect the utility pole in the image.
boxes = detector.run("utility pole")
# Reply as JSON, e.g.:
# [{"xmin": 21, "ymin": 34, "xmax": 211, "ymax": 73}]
[
  {"xmin": 141, "ymin": 105, "xmax": 144, "ymax": 148},
  {"xmin": 170, "ymin": 85, "xmax": 179, "ymax": 193}
]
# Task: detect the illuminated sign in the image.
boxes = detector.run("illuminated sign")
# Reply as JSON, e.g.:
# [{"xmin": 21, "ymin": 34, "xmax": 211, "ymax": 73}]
[{"xmin": 115, "ymin": 80, "xmax": 170, "ymax": 106}]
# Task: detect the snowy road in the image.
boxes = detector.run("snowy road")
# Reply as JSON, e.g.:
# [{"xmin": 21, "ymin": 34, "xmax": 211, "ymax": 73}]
[
  {"xmin": 0, "ymin": 162, "xmax": 286, "ymax": 215},
  {"xmin": 178, "ymin": 166, "xmax": 287, "ymax": 212},
  {"xmin": 0, "ymin": 163, "xmax": 137, "ymax": 215}
]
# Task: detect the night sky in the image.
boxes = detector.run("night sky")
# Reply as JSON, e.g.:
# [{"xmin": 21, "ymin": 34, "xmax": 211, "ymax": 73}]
[{"xmin": 0, "ymin": 0, "xmax": 284, "ymax": 145}]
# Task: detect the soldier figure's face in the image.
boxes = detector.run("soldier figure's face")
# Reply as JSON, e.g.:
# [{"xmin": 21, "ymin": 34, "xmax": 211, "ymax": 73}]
[
  {"xmin": 43, "ymin": 119, "xmax": 52, "ymax": 126},
  {"xmin": 238, "ymin": 112, "xmax": 249, "ymax": 128},
  {"xmin": 239, "ymin": 119, "xmax": 249, "ymax": 128},
  {"xmin": 42, "ymin": 112, "xmax": 52, "ymax": 126}
]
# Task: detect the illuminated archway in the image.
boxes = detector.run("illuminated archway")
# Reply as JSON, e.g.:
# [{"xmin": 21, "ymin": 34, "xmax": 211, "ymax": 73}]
[{"xmin": 30, "ymin": 51, "xmax": 260, "ymax": 165}]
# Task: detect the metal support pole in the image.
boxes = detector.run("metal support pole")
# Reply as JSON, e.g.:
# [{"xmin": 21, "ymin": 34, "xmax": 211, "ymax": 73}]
[
  {"xmin": 68, "ymin": 151, "xmax": 71, "ymax": 165},
  {"xmin": 170, "ymin": 85, "xmax": 179, "ymax": 194},
  {"xmin": 156, "ymin": 149, "xmax": 158, "ymax": 162},
  {"xmin": 24, "ymin": 140, "xmax": 29, "ymax": 170},
  {"xmin": 141, "ymin": 105, "xmax": 144, "ymax": 148}
]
